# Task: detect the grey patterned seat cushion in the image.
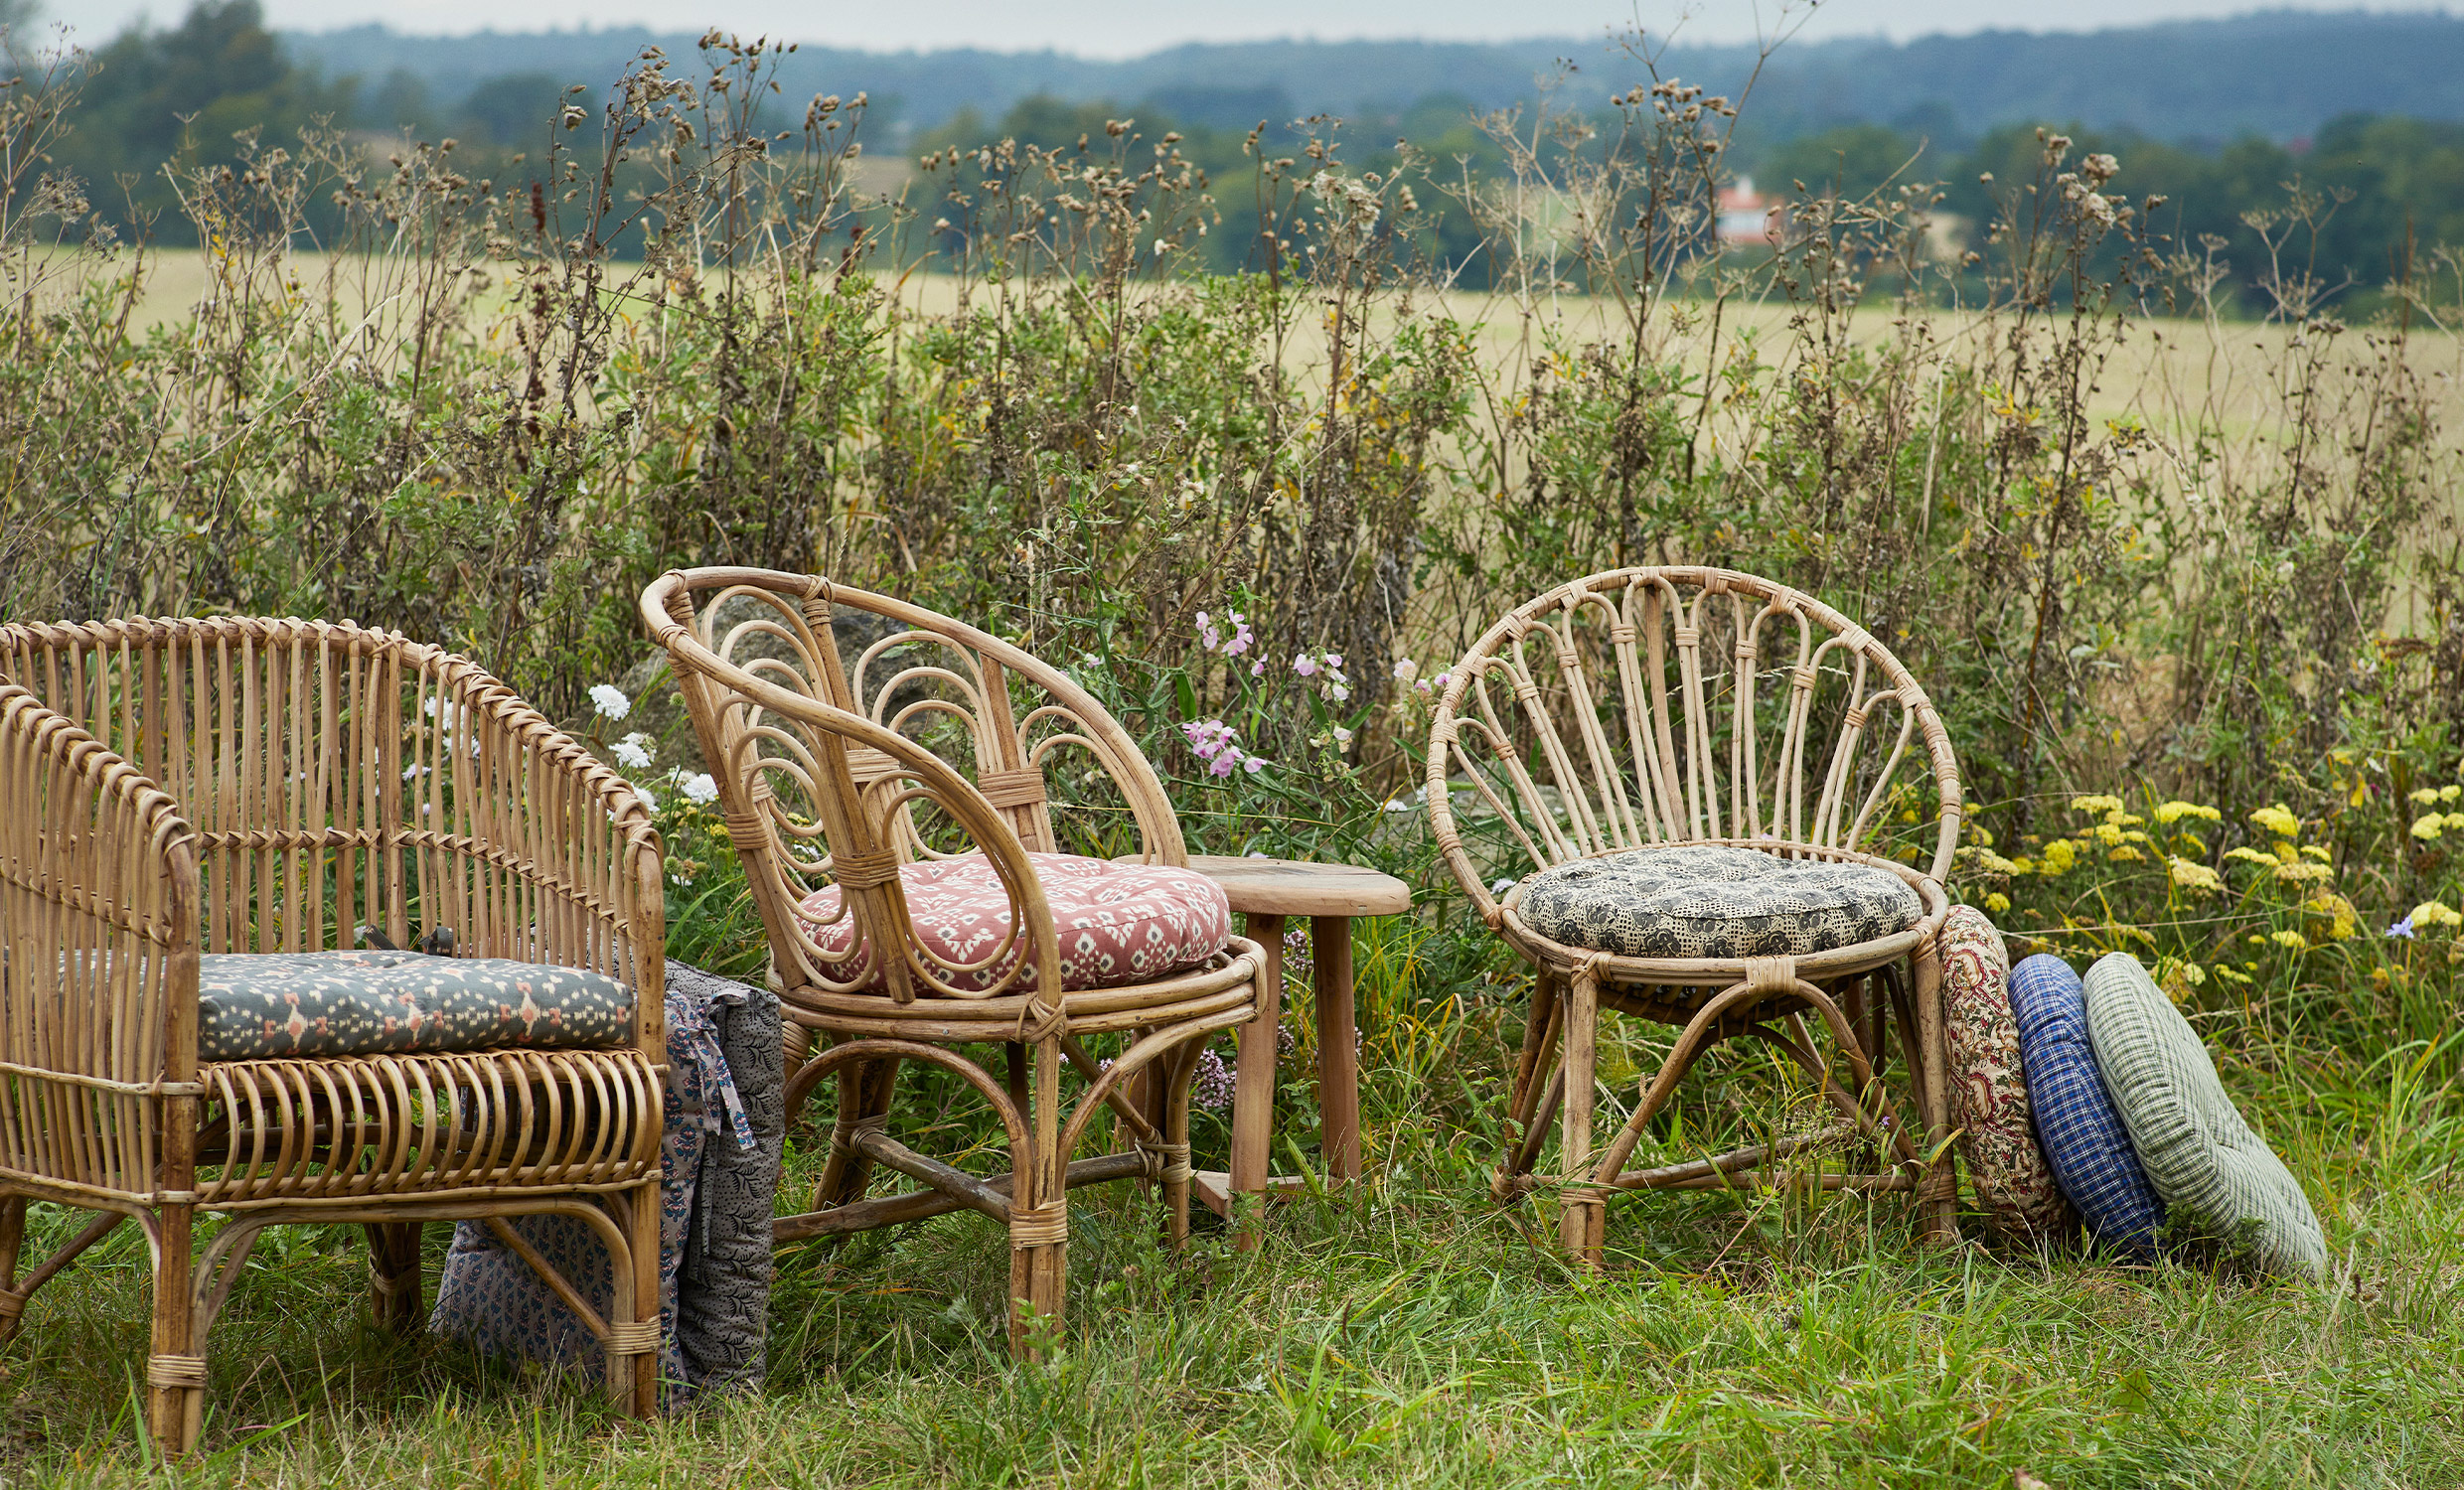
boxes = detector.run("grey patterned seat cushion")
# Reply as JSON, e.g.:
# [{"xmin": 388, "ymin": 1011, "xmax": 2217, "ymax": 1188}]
[
  {"xmin": 1516, "ymin": 844, "xmax": 1923, "ymax": 960},
  {"xmin": 197, "ymin": 951, "xmax": 634, "ymax": 1062}
]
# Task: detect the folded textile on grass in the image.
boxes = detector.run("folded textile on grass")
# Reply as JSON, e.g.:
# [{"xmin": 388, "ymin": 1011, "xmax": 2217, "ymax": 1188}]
[{"xmin": 429, "ymin": 961, "xmax": 782, "ymax": 1403}]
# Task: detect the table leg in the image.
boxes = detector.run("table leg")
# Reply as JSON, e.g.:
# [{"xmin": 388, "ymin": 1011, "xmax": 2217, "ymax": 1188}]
[
  {"xmin": 1228, "ymin": 914, "xmax": 1286, "ymax": 1249},
  {"xmin": 1311, "ymin": 915, "xmax": 1360, "ymax": 1184}
]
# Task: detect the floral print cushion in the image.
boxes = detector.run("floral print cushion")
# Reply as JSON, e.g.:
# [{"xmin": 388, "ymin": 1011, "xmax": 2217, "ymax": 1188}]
[
  {"xmin": 797, "ymin": 851, "xmax": 1232, "ymax": 994},
  {"xmin": 1940, "ymin": 906, "xmax": 2079, "ymax": 1245},
  {"xmin": 196, "ymin": 951, "xmax": 634, "ymax": 1062}
]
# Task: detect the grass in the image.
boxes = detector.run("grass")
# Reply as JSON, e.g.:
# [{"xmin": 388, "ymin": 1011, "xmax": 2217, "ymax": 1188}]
[{"xmin": 0, "ymin": 985, "xmax": 2455, "ymax": 1487}]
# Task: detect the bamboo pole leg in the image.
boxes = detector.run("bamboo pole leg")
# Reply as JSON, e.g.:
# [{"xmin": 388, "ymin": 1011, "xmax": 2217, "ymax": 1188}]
[
  {"xmin": 1161, "ymin": 1042, "xmax": 1199, "ymax": 1251},
  {"xmin": 0, "ymin": 1195, "xmax": 24, "ymax": 1343},
  {"xmin": 614, "ymin": 1183, "xmax": 661, "ymax": 1417},
  {"xmin": 1229, "ymin": 913, "xmax": 1286, "ymax": 1251},
  {"xmin": 1559, "ymin": 964, "xmax": 1606, "ymax": 1266},
  {"xmin": 364, "ymin": 1222, "xmax": 424, "ymax": 1333},
  {"xmin": 148, "ymin": 1202, "xmax": 205, "ymax": 1455},
  {"xmin": 1312, "ymin": 916, "xmax": 1361, "ymax": 1185},
  {"xmin": 1010, "ymin": 1035, "xmax": 1068, "ymax": 1358},
  {"xmin": 1912, "ymin": 940, "xmax": 1959, "ymax": 1245}
]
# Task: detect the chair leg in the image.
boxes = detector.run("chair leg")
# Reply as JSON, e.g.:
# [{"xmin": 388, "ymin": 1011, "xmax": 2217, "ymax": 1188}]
[
  {"xmin": 147, "ymin": 1202, "xmax": 206, "ymax": 1454},
  {"xmin": 1008, "ymin": 1036, "xmax": 1068, "ymax": 1357},
  {"xmin": 1911, "ymin": 939, "xmax": 1960, "ymax": 1245},
  {"xmin": 1158, "ymin": 1040, "xmax": 1200, "ymax": 1252},
  {"xmin": 1558, "ymin": 964, "xmax": 1606, "ymax": 1267},
  {"xmin": 0, "ymin": 1196, "xmax": 24, "ymax": 1345},
  {"xmin": 1494, "ymin": 968, "xmax": 1563, "ymax": 1201},
  {"xmin": 609, "ymin": 1184, "xmax": 662, "ymax": 1418},
  {"xmin": 364, "ymin": 1222, "xmax": 425, "ymax": 1333}
]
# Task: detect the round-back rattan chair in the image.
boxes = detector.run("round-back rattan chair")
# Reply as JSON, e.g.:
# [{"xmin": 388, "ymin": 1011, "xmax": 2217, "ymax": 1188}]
[
  {"xmin": 640, "ymin": 568, "xmax": 1261, "ymax": 1352},
  {"xmin": 1426, "ymin": 567, "xmax": 1962, "ymax": 1262},
  {"xmin": 0, "ymin": 617, "xmax": 666, "ymax": 1451}
]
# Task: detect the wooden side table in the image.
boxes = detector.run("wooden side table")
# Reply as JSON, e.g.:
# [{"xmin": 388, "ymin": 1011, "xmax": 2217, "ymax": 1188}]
[{"xmin": 1129, "ymin": 854, "xmax": 1411, "ymax": 1246}]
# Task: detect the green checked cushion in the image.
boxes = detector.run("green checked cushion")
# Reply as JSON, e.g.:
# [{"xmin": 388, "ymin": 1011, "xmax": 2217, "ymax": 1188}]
[
  {"xmin": 197, "ymin": 951, "xmax": 634, "ymax": 1062},
  {"xmin": 1517, "ymin": 844, "xmax": 1922, "ymax": 960},
  {"xmin": 1939, "ymin": 906, "xmax": 2079, "ymax": 1245},
  {"xmin": 2081, "ymin": 953, "xmax": 2328, "ymax": 1278}
]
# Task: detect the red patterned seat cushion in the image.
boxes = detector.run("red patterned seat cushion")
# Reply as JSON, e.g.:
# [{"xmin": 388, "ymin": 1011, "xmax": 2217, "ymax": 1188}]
[{"xmin": 797, "ymin": 852, "xmax": 1232, "ymax": 994}]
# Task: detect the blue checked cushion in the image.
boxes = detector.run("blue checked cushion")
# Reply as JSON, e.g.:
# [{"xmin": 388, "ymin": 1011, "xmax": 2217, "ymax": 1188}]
[
  {"xmin": 196, "ymin": 951, "xmax": 633, "ymax": 1062},
  {"xmin": 2007, "ymin": 954, "xmax": 2165, "ymax": 1258},
  {"xmin": 1517, "ymin": 844, "xmax": 1922, "ymax": 960},
  {"xmin": 2082, "ymin": 953, "xmax": 2327, "ymax": 1278}
]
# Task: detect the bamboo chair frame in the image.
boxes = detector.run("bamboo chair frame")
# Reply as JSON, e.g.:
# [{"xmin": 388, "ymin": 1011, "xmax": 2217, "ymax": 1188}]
[
  {"xmin": 640, "ymin": 568, "xmax": 1261, "ymax": 1352},
  {"xmin": 1426, "ymin": 567, "xmax": 1963, "ymax": 1261},
  {"xmin": 0, "ymin": 618, "xmax": 666, "ymax": 1451}
]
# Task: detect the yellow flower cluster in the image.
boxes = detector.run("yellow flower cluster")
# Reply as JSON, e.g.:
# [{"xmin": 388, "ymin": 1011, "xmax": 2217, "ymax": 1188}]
[
  {"xmin": 2155, "ymin": 801, "xmax": 2224, "ymax": 825},
  {"xmin": 2250, "ymin": 804, "xmax": 2301, "ymax": 837},
  {"xmin": 2413, "ymin": 901, "xmax": 2464, "ymax": 930},
  {"xmin": 2168, "ymin": 856, "xmax": 2224, "ymax": 893},
  {"xmin": 2409, "ymin": 812, "xmax": 2464, "ymax": 840}
]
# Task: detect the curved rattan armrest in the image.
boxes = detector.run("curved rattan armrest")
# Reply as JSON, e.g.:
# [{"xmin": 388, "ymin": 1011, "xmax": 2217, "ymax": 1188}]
[
  {"xmin": 420, "ymin": 652, "xmax": 667, "ymax": 1053},
  {"xmin": 641, "ymin": 567, "xmax": 1187, "ymax": 867},
  {"xmin": 0, "ymin": 682, "xmax": 203, "ymax": 1088},
  {"xmin": 642, "ymin": 585, "xmax": 1067, "ymax": 1008}
]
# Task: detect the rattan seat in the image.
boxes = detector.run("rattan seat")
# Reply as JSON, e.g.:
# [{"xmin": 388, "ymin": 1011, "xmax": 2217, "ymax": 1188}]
[
  {"xmin": 642, "ymin": 568, "xmax": 1262, "ymax": 1355},
  {"xmin": 0, "ymin": 618, "xmax": 667, "ymax": 1452},
  {"xmin": 1427, "ymin": 567, "xmax": 1964, "ymax": 1262}
]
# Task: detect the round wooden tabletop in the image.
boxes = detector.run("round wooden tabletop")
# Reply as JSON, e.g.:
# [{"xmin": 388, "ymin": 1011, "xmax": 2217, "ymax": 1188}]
[{"xmin": 1133, "ymin": 853, "xmax": 1414, "ymax": 918}]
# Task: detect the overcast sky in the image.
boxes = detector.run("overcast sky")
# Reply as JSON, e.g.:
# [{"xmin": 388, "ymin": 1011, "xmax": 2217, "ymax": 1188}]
[{"xmin": 47, "ymin": 0, "xmax": 2461, "ymax": 58}]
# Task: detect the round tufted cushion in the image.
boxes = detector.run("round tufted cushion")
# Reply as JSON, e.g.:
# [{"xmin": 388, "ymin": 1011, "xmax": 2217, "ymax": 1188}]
[
  {"xmin": 2081, "ymin": 953, "xmax": 2327, "ymax": 1278},
  {"xmin": 2006, "ymin": 954, "xmax": 2165, "ymax": 1258},
  {"xmin": 1939, "ymin": 908, "xmax": 2079, "ymax": 1245},
  {"xmin": 1515, "ymin": 844, "xmax": 1922, "ymax": 961},
  {"xmin": 799, "ymin": 851, "xmax": 1232, "ymax": 994}
]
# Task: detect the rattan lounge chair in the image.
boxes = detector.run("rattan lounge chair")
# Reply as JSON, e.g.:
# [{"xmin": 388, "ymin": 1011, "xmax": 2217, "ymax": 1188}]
[
  {"xmin": 1426, "ymin": 567, "xmax": 1963, "ymax": 1262},
  {"xmin": 641, "ymin": 568, "xmax": 1261, "ymax": 1352},
  {"xmin": 0, "ymin": 618, "xmax": 666, "ymax": 1450}
]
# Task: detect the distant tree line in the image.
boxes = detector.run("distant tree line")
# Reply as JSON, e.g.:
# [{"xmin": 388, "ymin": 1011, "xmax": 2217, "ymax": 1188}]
[{"xmin": 22, "ymin": 0, "xmax": 2464, "ymax": 311}]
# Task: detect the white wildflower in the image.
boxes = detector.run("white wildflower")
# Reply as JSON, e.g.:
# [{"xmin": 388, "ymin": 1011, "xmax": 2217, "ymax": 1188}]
[
  {"xmin": 682, "ymin": 772, "xmax": 720, "ymax": 805},
  {"xmin": 588, "ymin": 684, "xmax": 632, "ymax": 720},
  {"xmin": 611, "ymin": 738, "xmax": 652, "ymax": 771}
]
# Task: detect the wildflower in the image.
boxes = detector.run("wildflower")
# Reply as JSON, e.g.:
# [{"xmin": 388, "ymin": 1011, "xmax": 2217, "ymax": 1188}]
[
  {"xmin": 2168, "ymin": 857, "xmax": 2223, "ymax": 893},
  {"xmin": 2304, "ymin": 891, "xmax": 2360, "ymax": 941},
  {"xmin": 1983, "ymin": 892, "xmax": 2012, "ymax": 915},
  {"xmin": 2270, "ymin": 860, "xmax": 2333, "ymax": 885},
  {"xmin": 2154, "ymin": 801, "xmax": 2222, "ymax": 825},
  {"xmin": 2225, "ymin": 845, "xmax": 2278, "ymax": 866},
  {"xmin": 2299, "ymin": 844, "xmax": 2332, "ymax": 862},
  {"xmin": 2106, "ymin": 845, "xmax": 2145, "ymax": 862},
  {"xmin": 1491, "ymin": 877, "xmax": 1518, "ymax": 896},
  {"xmin": 1432, "ymin": 671, "xmax": 1451, "ymax": 692},
  {"xmin": 2269, "ymin": 929, "xmax": 2310, "ymax": 952},
  {"xmin": 1244, "ymin": 756, "xmax": 1266, "ymax": 776},
  {"xmin": 1393, "ymin": 658, "xmax": 1419, "ymax": 683},
  {"xmin": 1222, "ymin": 612, "xmax": 1253, "ymax": 657},
  {"xmin": 2411, "ymin": 901, "xmax": 2464, "ymax": 930},
  {"xmin": 1330, "ymin": 725, "xmax": 1353, "ymax": 747},
  {"xmin": 2411, "ymin": 787, "xmax": 2445, "ymax": 806},
  {"xmin": 612, "ymin": 736, "xmax": 653, "ymax": 771},
  {"xmin": 634, "ymin": 786, "xmax": 658, "ymax": 813},
  {"xmin": 2449, "ymin": 811, "xmax": 2464, "ymax": 833},
  {"xmin": 2010, "ymin": 857, "xmax": 2037, "ymax": 876},
  {"xmin": 1251, "ymin": 661, "xmax": 1265, "ymax": 676},
  {"xmin": 1383, "ymin": 798, "xmax": 1413, "ymax": 814},
  {"xmin": 1295, "ymin": 655, "xmax": 1317, "ymax": 678},
  {"xmin": 589, "ymin": 684, "xmax": 632, "ymax": 721},
  {"xmin": 2249, "ymin": 804, "xmax": 2300, "ymax": 837},
  {"xmin": 2039, "ymin": 839, "xmax": 2078, "ymax": 876},
  {"xmin": 2387, "ymin": 915, "xmax": 2417, "ymax": 940},
  {"xmin": 2411, "ymin": 813, "xmax": 2446, "ymax": 840},
  {"xmin": 2212, "ymin": 964, "xmax": 2253, "ymax": 984},
  {"xmin": 2445, "ymin": 784, "xmax": 2463, "ymax": 803},
  {"xmin": 2176, "ymin": 961, "xmax": 2208, "ymax": 986},
  {"xmin": 681, "ymin": 773, "xmax": 719, "ymax": 805},
  {"xmin": 2070, "ymin": 795, "xmax": 2124, "ymax": 816}
]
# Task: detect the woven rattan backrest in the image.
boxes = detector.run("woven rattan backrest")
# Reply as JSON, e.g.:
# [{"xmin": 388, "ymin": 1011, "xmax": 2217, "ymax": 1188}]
[
  {"xmin": 642, "ymin": 567, "xmax": 1184, "ymax": 1007},
  {"xmin": 0, "ymin": 617, "xmax": 654, "ymax": 980},
  {"xmin": 1429, "ymin": 567, "xmax": 1961, "ymax": 919}
]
